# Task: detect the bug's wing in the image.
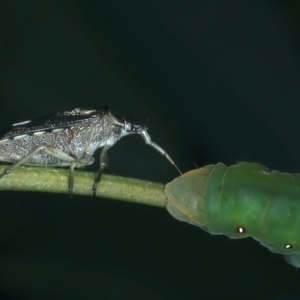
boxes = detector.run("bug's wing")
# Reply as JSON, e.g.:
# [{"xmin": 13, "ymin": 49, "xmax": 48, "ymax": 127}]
[{"xmin": 0, "ymin": 108, "xmax": 108, "ymax": 140}]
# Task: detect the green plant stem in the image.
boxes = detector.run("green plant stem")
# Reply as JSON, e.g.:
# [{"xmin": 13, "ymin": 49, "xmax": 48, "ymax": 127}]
[{"xmin": 0, "ymin": 165, "xmax": 167, "ymax": 208}]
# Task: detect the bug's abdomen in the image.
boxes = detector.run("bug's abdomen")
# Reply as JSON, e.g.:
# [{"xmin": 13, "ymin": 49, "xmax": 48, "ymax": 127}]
[
  {"xmin": 165, "ymin": 162, "xmax": 300, "ymax": 266},
  {"xmin": 0, "ymin": 125, "xmax": 94, "ymax": 165}
]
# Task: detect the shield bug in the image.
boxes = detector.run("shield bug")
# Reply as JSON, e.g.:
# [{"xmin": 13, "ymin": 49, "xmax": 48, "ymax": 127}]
[{"xmin": 0, "ymin": 107, "xmax": 181, "ymax": 195}]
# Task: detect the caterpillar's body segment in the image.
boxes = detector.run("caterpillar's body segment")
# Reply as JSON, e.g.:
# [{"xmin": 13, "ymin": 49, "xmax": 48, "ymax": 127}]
[{"xmin": 165, "ymin": 162, "xmax": 300, "ymax": 267}]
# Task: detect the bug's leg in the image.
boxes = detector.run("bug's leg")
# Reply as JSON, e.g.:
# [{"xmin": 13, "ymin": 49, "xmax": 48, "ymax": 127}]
[
  {"xmin": 138, "ymin": 130, "xmax": 182, "ymax": 174},
  {"xmin": 0, "ymin": 144, "xmax": 76, "ymax": 179},
  {"xmin": 92, "ymin": 145, "xmax": 111, "ymax": 196},
  {"xmin": 68, "ymin": 153, "xmax": 94, "ymax": 195},
  {"xmin": 0, "ymin": 145, "xmax": 93, "ymax": 195},
  {"xmin": 69, "ymin": 163, "xmax": 75, "ymax": 196}
]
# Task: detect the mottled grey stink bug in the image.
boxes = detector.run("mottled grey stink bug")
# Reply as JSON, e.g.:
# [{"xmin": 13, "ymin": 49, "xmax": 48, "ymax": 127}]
[{"xmin": 0, "ymin": 107, "xmax": 181, "ymax": 195}]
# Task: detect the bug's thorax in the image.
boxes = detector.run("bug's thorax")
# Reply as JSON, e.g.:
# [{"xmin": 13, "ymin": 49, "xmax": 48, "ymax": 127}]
[{"xmin": 84, "ymin": 112, "xmax": 126, "ymax": 155}]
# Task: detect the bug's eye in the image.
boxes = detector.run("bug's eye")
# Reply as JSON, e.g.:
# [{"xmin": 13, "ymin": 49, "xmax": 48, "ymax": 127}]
[{"xmin": 124, "ymin": 121, "xmax": 133, "ymax": 132}]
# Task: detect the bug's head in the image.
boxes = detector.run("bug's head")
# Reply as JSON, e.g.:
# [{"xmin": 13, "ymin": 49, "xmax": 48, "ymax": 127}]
[
  {"xmin": 121, "ymin": 117, "xmax": 182, "ymax": 174},
  {"xmin": 122, "ymin": 119, "xmax": 147, "ymax": 135}
]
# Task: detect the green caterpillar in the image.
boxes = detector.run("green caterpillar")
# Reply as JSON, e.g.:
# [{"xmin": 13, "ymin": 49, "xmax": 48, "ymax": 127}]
[{"xmin": 165, "ymin": 162, "xmax": 300, "ymax": 267}]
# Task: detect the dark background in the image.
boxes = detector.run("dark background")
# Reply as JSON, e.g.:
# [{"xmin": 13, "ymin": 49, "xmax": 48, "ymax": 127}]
[{"xmin": 1, "ymin": 1, "xmax": 300, "ymax": 299}]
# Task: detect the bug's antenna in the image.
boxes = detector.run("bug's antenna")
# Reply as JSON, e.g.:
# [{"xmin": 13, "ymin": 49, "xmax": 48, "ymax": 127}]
[
  {"xmin": 137, "ymin": 127, "xmax": 182, "ymax": 174},
  {"xmin": 191, "ymin": 161, "xmax": 199, "ymax": 168}
]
